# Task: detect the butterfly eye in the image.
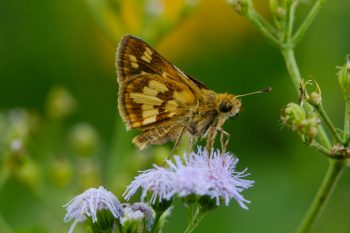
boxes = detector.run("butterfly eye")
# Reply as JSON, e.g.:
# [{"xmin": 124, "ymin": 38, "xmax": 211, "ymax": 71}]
[{"xmin": 219, "ymin": 102, "xmax": 232, "ymax": 113}]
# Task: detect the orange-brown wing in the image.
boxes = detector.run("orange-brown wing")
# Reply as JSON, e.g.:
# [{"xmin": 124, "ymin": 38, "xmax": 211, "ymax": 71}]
[
  {"xmin": 116, "ymin": 35, "xmax": 206, "ymax": 130},
  {"xmin": 119, "ymin": 73, "xmax": 197, "ymax": 130}
]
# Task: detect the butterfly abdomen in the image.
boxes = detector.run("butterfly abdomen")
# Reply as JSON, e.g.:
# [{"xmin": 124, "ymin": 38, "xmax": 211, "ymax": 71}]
[{"xmin": 132, "ymin": 124, "xmax": 182, "ymax": 150}]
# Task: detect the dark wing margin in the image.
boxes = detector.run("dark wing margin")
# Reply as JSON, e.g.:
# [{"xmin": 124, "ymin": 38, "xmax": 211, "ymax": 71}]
[
  {"xmin": 184, "ymin": 72, "xmax": 209, "ymax": 90},
  {"xmin": 116, "ymin": 34, "xmax": 182, "ymax": 82}
]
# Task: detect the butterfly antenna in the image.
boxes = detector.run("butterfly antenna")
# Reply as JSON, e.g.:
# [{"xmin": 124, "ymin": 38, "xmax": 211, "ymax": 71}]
[{"xmin": 236, "ymin": 87, "xmax": 272, "ymax": 98}]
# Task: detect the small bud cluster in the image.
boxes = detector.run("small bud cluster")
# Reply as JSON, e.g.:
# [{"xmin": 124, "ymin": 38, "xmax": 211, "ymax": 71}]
[
  {"xmin": 281, "ymin": 103, "xmax": 320, "ymax": 143},
  {"xmin": 280, "ymin": 63, "xmax": 350, "ymax": 159},
  {"xmin": 338, "ymin": 59, "xmax": 350, "ymax": 100}
]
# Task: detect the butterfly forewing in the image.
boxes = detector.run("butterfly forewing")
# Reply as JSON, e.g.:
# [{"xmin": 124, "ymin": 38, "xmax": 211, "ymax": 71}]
[
  {"xmin": 116, "ymin": 35, "xmax": 201, "ymax": 134},
  {"xmin": 117, "ymin": 35, "xmax": 184, "ymax": 81}
]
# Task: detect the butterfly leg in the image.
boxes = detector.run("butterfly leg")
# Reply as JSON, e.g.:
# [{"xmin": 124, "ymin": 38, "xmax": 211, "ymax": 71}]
[
  {"xmin": 162, "ymin": 126, "xmax": 186, "ymax": 166},
  {"xmin": 217, "ymin": 128, "xmax": 230, "ymax": 155},
  {"xmin": 205, "ymin": 126, "xmax": 218, "ymax": 157},
  {"xmin": 188, "ymin": 135, "xmax": 197, "ymax": 153}
]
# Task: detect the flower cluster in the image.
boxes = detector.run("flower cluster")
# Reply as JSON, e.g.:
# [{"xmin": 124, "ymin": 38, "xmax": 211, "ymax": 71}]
[{"xmin": 124, "ymin": 147, "xmax": 254, "ymax": 209}]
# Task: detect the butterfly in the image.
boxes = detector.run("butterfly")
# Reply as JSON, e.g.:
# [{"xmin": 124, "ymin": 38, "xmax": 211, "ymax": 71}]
[{"xmin": 116, "ymin": 34, "xmax": 271, "ymax": 154}]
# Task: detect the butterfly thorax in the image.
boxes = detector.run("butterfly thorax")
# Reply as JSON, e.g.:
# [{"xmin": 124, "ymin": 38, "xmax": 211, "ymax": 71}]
[{"xmin": 185, "ymin": 92, "xmax": 241, "ymax": 136}]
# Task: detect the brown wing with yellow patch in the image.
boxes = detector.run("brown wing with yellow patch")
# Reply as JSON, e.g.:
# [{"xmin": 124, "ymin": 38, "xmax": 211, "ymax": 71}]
[
  {"xmin": 116, "ymin": 35, "xmax": 211, "ymax": 149},
  {"xmin": 119, "ymin": 73, "xmax": 197, "ymax": 130}
]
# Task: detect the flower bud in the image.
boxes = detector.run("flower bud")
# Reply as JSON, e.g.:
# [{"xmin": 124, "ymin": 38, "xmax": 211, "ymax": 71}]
[
  {"xmin": 281, "ymin": 103, "xmax": 306, "ymax": 130},
  {"xmin": 69, "ymin": 123, "xmax": 99, "ymax": 157},
  {"xmin": 270, "ymin": 0, "xmax": 287, "ymax": 20},
  {"xmin": 338, "ymin": 59, "xmax": 350, "ymax": 100},
  {"xmin": 308, "ymin": 92, "xmax": 322, "ymax": 106},
  {"xmin": 45, "ymin": 86, "xmax": 76, "ymax": 120},
  {"xmin": 299, "ymin": 114, "xmax": 320, "ymax": 142},
  {"xmin": 227, "ymin": 0, "xmax": 248, "ymax": 15},
  {"xmin": 281, "ymin": 103, "xmax": 320, "ymax": 143}
]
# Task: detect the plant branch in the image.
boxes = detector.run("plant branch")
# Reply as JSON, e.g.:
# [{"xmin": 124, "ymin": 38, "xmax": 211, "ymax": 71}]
[
  {"xmin": 344, "ymin": 100, "xmax": 350, "ymax": 144},
  {"xmin": 295, "ymin": 159, "xmax": 345, "ymax": 233},
  {"xmin": 183, "ymin": 207, "xmax": 206, "ymax": 233},
  {"xmin": 314, "ymin": 104, "xmax": 343, "ymax": 144},
  {"xmin": 293, "ymin": 0, "xmax": 326, "ymax": 45},
  {"xmin": 241, "ymin": 1, "xmax": 281, "ymax": 48},
  {"xmin": 283, "ymin": 0, "xmax": 298, "ymax": 45},
  {"xmin": 281, "ymin": 48, "xmax": 302, "ymax": 92},
  {"xmin": 309, "ymin": 140, "xmax": 331, "ymax": 157}
]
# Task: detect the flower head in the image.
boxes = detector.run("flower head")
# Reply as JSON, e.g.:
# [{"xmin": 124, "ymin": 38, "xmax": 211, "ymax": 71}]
[
  {"xmin": 203, "ymin": 149, "xmax": 254, "ymax": 208},
  {"xmin": 63, "ymin": 186, "xmax": 123, "ymax": 233},
  {"xmin": 124, "ymin": 147, "xmax": 254, "ymax": 209},
  {"xmin": 170, "ymin": 148, "xmax": 254, "ymax": 209},
  {"xmin": 167, "ymin": 155, "xmax": 211, "ymax": 198},
  {"xmin": 123, "ymin": 167, "xmax": 175, "ymax": 204}
]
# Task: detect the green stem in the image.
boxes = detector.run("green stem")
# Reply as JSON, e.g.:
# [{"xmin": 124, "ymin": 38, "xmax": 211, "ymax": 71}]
[
  {"xmin": 283, "ymin": 0, "xmax": 298, "ymax": 44},
  {"xmin": 150, "ymin": 211, "xmax": 162, "ymax": 233},
  {"xmin": 344, "ymin": 100, "xmax": 350, "ymax": 144},
  {"xmin": 183, "ymin": 207, "xmax": 206, "ymax": 233},
  {"xmin": 295, "ymin": 159, "xmax": 345, "ymax": 233},
  {"xmin": 309, "ymin": 140, "xmax": 332, "ymax": 157},
  {"xmin": 314, "ymin": 104, "xmax": 343, "ymax": 144},
  {"xmin": 242, "ymin": 2, "xmax": 280, "ymax": 48},
  {"xmin": 310, "ymin": 140, "xmax": 332, "ymax": 157},
  {"xmin": 281, "ymin": 48, "xmax": 302, "ymax": 93},
  {"xmin": 293, "ymin": 0, "xmax": 326, "ymax": 45}
]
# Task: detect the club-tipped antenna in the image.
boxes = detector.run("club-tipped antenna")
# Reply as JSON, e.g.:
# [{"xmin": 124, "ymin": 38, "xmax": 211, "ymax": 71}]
[{"xmin": 236, "ymin": 87, "xmax": 272, "ymax": 98}]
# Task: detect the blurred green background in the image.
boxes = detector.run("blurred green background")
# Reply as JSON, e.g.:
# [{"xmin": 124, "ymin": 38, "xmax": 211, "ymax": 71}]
[{"xmin": 0, "ymin": 0, "xmax": 350, "ymax": 232}]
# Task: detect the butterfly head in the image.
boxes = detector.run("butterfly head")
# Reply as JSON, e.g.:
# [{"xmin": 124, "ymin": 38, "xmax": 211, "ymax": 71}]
[{"xmin": 217, "ymin": 94, "xmax": 241, "ymax": 118}]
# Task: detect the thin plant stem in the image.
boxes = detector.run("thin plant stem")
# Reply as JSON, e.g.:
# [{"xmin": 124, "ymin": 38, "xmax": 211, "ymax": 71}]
[
  {"xmin": 310, "ymin": 140, "xmax": 331, "ymax": 157},
  {"xmin": 295, "ymin": 159, "xmax": 345, "ymax": 233},
  {"xmin": 283, "ymin": 0, "xmax": 298, "ymax": 44},
  {"xmin": 281, "ymin": 48, "xmax": 302, "ymax": 92},
  {"xmin": 293, "ymin": 0, "xmax": 326, "ymax": 45},
  {"xmin": 183, "ymin": 207, "xmax": 206, "ymax": 233},
  {"xmin": 150, "ymin": 211, "xmax": 162, "ymax": 233},
  {"xmin": 344, "ymin": 100, "xmax": 350, "ymax": 144},
  {"xmin": 242, "ymin": 2, "xmax": 280, "ymax": 48},
  {"xmin": 314, "ymin": 104, "xmax": 343, "ymax": 144}
]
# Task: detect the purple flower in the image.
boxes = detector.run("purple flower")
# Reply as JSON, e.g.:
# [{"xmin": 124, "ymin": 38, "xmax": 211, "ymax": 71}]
[
  {"xmin": 123, "ymin": 166, "xmax": 175, "ymax": 204},
  {"xmin": 124, "ymin": 147, "xmax": 254, "ymax": 209},
  {"xmin": 63, "ymin": 186, "xmax": 123, "ymax": 233},
  {"xmin": 167, "ymin": 155, "xmax": 211, "ymax": 197},
  {"xmin": 202, "ymin": 149, "xmax": 254, "ymax": 209}
]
